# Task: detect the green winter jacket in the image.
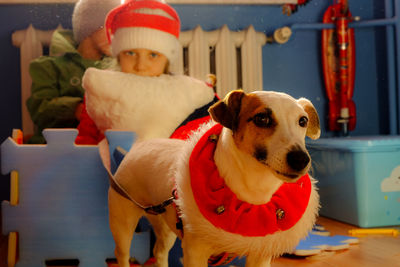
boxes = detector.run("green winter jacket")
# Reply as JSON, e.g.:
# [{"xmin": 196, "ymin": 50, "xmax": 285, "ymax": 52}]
[{"xmin": 26, "ymin": 30, "xmax": 105, "ymax": 144}]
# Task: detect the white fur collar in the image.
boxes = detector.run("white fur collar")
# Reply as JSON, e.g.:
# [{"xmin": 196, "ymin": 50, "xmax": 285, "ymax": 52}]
[{"xmin": 82, "ymin": 68, "xmax": 215, "ymax": 140}]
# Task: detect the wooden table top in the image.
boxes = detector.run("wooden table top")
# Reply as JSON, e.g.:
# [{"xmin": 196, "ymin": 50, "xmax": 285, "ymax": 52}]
[{"xmin": 272, "ymin": 217, "xmax": 400, "ymax": 267}]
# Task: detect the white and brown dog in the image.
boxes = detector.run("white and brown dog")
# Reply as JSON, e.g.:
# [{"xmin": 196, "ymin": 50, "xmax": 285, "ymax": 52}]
[{"xmin": 108, "ymin": 90, "xmax": 320, "ymax": 267}]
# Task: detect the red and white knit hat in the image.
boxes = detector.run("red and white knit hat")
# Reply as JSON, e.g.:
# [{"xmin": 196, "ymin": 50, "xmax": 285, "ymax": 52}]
[{"xmin": 105, "ymin": 0, "xmax": 181, "ymax": 62}]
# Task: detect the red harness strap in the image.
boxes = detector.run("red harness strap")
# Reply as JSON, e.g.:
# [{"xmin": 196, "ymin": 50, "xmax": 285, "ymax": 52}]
[
  {"xmin": 208, "ymin": 253, "xmax": 237, "ymax": 266},
  {"xmin": 172, "ymin": 189, "xmax": 183, "ymax": 239}
]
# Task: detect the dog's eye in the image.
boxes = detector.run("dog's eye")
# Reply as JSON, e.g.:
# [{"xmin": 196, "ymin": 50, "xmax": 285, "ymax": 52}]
[
  {"xmin": 252, "ymin": 113, "xmax": 273, "ymax": 128},
  {"xmin": 299, "ymin": 116, "xmax": 308, "ymax": 127}
]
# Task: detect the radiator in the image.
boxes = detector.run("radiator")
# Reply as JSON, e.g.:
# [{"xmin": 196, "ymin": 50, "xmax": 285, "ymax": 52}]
[
  {"xmin": 172, "ymin": 24, "xmax": 267, "ymax": 97},
  {"xmin": 12, "ymin": 24, "xmax": 267, "ymax": 136}
]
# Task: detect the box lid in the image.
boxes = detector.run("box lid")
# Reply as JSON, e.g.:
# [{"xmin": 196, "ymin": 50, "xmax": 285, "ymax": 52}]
[{"xmin": 306, "ymin": 136, "xmax": 400, "ymax": 152}]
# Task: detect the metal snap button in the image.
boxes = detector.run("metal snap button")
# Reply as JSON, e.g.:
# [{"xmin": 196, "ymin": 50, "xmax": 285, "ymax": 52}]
[
  {"xmin": 208, "ymin": 134, "xmax": 219, "ymax": 143},
  {"xmin": 215, "ymin": 205, "xmax": 225, "ymax": 214},
  {"xmin": 276, "ymin": 208, "xmax": 285, "ymax": 220}
]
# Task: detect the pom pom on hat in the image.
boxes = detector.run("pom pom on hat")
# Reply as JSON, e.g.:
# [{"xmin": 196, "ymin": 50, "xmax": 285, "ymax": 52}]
[
  {"xmin": 72, "ymin": 0, "xmax": 121, "ymax": 43},
  {"xmin": 105, "ymin": 0, "xmax": 181, "ymax": 63}
]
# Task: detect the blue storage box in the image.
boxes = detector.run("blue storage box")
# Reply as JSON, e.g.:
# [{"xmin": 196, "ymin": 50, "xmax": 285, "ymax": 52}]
[{"xmin": 306, "ymin": 136, "xmax": 400, "ymax": 228}]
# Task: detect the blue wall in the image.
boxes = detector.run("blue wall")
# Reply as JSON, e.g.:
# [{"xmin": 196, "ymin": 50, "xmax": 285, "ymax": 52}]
[{"xmin": 0, "ymin": 0, "xmax": 396, "ymax": 200}]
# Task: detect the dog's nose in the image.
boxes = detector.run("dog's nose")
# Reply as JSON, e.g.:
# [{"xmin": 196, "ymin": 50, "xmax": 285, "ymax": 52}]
[{"xmin": 287, "ymin": 150, "xmax": 310, "ymax": 172}]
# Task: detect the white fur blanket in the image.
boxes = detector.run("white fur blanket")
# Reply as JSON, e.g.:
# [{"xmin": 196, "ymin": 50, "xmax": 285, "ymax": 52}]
[{"xmin": 82, "ymin": 68, "xmax": 215, "ymax": 140}]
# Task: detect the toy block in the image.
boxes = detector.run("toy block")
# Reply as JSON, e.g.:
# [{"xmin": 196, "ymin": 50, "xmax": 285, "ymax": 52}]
[
  {"xmin": 1, "ymin": 129, "xmax": 150, "ymax": 267},
  {"xmin": 104, "ymin": 130, "xmax": 135, "ymax": 174}
]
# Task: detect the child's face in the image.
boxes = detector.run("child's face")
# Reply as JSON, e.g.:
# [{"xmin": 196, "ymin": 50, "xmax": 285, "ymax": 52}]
[
  {"xmin": 119, "ymin": 48, "xmax": 169, "ymax": 76},
  {"xmin": 90, "ymin": 28, "xmax": 112, "ymax": 57}
]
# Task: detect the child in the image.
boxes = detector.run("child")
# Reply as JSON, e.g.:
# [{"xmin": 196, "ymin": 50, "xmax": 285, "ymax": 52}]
[
  {"xmin": 76, "ymin": 0, "xmax": 218, "ymax": 144},
  {"xmin": 77, "ymin": 1, "xmax": 217, "ymax": 264},
  {"xmin": 26, "ymin": 0, "xmax": 120, "ymax": 144}
]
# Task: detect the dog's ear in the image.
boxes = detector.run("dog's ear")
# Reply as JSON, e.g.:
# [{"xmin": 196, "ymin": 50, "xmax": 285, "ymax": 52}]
[
  {"xmin": 208, "ymin": 90, "xmax": 245, "ymax": 131},
  {"xmin": 297, "ymin": 98, "xmax": 321, "ymax": 140}
]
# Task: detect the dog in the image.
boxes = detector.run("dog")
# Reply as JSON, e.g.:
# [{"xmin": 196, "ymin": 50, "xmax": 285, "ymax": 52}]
[{"xmin": 108, "ymin": 90, "xmax": 320, "ymax": 267}]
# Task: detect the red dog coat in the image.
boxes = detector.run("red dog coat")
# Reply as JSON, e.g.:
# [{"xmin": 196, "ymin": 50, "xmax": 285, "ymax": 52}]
[{"xmin": 189, "ymin": 124, "xmax": 312, "ymax": 237}]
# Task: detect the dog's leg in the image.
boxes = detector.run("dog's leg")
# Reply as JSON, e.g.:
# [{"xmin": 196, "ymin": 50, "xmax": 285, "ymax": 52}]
[
  {"xmin": 181, "ymin": 234, "xmax": 212, "ymax": 267},
  {"xmin": 108, "ymin": 187, "xmax": 144, "ymax": 267},
  {"xmin": 147, "ymin": 215, "xmax": 176, "ymax": 267},
  {"xmin": 245, "ymin": 254, "xmax": 272, "ymax": 267}
]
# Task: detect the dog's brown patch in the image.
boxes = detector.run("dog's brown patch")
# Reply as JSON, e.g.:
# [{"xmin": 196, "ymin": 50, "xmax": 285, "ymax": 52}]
[
  {"xmin": 254, "ymin": 145, "xmax": 268, "ymax": 162},
  {"xmin": 233, "ymin": 94, "xmax": 277, "ymax": 159},
  {"xmin": 208, "ymin": 90, "xmax": 244, "ymax": 130},
  {"xmin": 303, "ymin": 105, "xmax": 320, "ymax": 138},
  {"xmin": 297, "ymin": 98, "xmax": 321, "ymax": 139}
]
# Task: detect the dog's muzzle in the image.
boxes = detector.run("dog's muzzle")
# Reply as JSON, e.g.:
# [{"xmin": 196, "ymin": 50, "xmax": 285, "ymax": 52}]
[{"xmin": 286, "ymin": 149, "xmax": 310, "ymax": 172}]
